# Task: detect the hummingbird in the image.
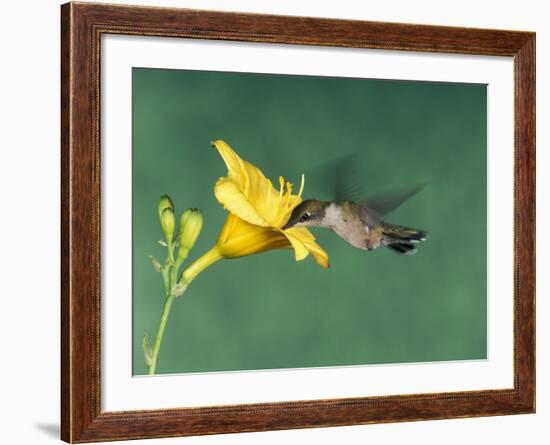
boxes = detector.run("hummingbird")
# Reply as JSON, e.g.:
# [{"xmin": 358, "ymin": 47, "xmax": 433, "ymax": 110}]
[
  {"xmin": 281, "ymin": 155, "xmax": 428, "ymax": 255},
  {"xmin": 283, "ymin": 197, "xmax": 427, "ymax": 255}
]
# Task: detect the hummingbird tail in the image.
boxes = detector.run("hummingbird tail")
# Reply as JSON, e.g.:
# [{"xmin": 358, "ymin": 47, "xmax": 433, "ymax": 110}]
[{"xmin": 381, "ymin": 223, "xmax": 428, "ymax": 255}]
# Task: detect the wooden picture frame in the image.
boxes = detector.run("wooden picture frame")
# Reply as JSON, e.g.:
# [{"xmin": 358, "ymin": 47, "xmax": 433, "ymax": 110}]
[{"xmin": 61, "ymin": 2, "xmax": 535, "ymax": 442}]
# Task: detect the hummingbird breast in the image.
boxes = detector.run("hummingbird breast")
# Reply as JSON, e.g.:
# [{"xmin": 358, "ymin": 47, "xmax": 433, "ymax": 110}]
[{"xmin": 325, "ymin": 202, "xmax": 381, "ymax": 250}]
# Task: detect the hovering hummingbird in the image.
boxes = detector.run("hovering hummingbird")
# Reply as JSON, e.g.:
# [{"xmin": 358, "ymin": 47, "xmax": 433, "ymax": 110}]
[{"xmin": 282, "ymin": 155, "xmax": 428, "ymax": 255}]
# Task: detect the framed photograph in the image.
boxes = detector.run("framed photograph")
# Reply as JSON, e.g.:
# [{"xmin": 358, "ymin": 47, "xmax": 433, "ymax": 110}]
[{"xmin": 61, "ymin": 2, "xmax": 535, "ymax": 442}]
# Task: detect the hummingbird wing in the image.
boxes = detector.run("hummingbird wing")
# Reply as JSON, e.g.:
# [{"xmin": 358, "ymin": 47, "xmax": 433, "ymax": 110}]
[
  {"xmin": 302, "ymin": 152, "xmax": 367, "ymax": 201},
  {"xmin": 258, "ymin": 151, "xmax": 361, "ymax": 200},
  {"xmin": 359, "ymin": 183, "xmax": 426, "ymax": 216},
  {"xmin": 361, "ymin": 205, "xmax": 384, "ymax": 228},
  {"xmin": 275, "ymin": 151, "xmax": 425, "ymax": 218}
]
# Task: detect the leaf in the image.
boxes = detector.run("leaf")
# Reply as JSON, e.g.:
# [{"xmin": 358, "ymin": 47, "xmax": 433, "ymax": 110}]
[
  {"xmin": 148, "ymin": 255, "xmax": 162, "ymax": 272},
  {"xmin": 143, "ymin": 333, "xmax": 153, "ymax": 367},
  {"xmin": 171, "ymin": 283, "xmax": 188, "ymax": 298}
]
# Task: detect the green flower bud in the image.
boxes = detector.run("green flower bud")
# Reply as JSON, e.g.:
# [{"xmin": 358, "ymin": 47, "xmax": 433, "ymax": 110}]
[
  {"xmin": 160, "ymin": 207, "xmax": 175, "ymax": 243},
  {"xmin": 158, "ymin": 195, "xmax": 174, "ymax": 222},
  {"xmin": 178, "ymin": 208, "xmax": 203, "ymax": 260}
]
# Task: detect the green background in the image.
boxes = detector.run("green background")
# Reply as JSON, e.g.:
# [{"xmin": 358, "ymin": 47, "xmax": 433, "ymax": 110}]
[{"xmin": 132, "ymin": 68, "xmax": 487, "ymax": 376}]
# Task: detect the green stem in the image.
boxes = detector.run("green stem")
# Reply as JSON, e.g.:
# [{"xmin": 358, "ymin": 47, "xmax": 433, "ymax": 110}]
[
  {"xmin": 148, "ymin": 247, "xmax": 223, "ymax": 375},
  {"xmin": 161, "ymin": 267, "xmax": 170, "ymax": 293},
  {"xmin": 170, "ymin": 257, "xmax": 185, "ymax": 287},
  {"xmin": 148, "ymin": 294, "xmax": 175, "ymax": 375},
  {"xmin": 167, "ymin": 241, "xmax": 175, "ymax": 265}
]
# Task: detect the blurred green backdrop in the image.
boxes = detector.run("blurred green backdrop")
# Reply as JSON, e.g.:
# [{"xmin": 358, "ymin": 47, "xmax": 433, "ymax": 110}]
[{"xmin": 132, "ymin": 68, "xmax": 487, "ymax": 376}]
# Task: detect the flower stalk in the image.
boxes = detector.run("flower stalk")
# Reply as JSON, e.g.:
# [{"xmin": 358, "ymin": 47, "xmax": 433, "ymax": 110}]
[
  {"xmin": 148, "ymin": 293, "xmax": 176, "ymax": 375},
  {"xmin": 147, "ymin": 200, "xmax": 207, "ymax": 375},
  {"xmin": 145, "ymin": 140, "xmax": 329, "ymax": 375},
  {"xmin": 147, "ymin": 248, "xmax": 220, "ymax": 375}
]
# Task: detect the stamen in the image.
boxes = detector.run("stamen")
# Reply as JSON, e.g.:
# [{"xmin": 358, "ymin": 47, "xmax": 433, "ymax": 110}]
[
  {"xmin": 285, "ymin": 181, "xmax": 293, "ymax": 207},
  {"xmin": 297, "ymin": 174, "xmax": 305, "ymax": 198},
  {"xmin": 278, "ymin": 176, "xmax": 285, "ymax": 199}
]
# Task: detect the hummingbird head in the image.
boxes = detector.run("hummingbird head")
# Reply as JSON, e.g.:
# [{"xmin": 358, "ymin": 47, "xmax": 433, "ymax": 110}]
[{"xmin": 283, "ymin": 200, "xmax": 329, "ymax": 230}]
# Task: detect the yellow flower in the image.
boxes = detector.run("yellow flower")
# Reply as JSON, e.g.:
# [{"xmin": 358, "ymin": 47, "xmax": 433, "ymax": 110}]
[{"xmin": 212, "ymin": 140, "xmax": 329, "ymax": 269}]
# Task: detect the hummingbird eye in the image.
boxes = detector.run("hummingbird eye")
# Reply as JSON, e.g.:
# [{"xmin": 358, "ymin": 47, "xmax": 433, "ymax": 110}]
[{"xmin": 299, "ymin": 212, "xmax": 310, "ymax": 222}]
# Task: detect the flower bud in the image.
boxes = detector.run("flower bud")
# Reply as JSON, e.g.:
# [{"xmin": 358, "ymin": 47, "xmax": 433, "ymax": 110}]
[
  {"xmin": 160, "ymin": 208, "xmax": 175, "ymax": 243},
  {"xmin": 158, "ymin": 195, "xmax": 174, "ymax": 222},
  {"xmin": 158, "ymin": 195, "xmax": 175, "ymax": 244},
  {"xmin": 178, "ymin": 208, "xmax": 203, "ymax": 260}
]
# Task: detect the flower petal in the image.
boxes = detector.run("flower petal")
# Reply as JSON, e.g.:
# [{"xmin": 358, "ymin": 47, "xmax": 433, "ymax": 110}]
[
  {"xmin": 302, "ymin": 239, "xmax": 330, "ymax": 269},
  {"xmin": 280, "ymin": 229, "xmax": 310, "ymax": 261},
  {"xmin": 215, "ymin": 177, "xmax": 271, "ymax": 227},
  {"xmin": 286, "ymin": 227, "xmax": 330, "ymax": 269},
  {"xmin": 217, "ymin": 216, "xmax": 288, "ymax": 258},
  {"xmin": 213, "ymin": 140, "xmax": 304, "ymax": 228},
  {"xmin": 212, "ymin": 140, "xmax": 247, "ymax": 189}
]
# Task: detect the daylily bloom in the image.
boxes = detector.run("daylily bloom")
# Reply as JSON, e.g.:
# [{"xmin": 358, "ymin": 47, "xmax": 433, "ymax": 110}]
[
  {"xmin": 213, "ymin": 140, "xmax": 329, "ymax": 266},
  {"xmin": 182, "ymin": 140, "xmax": 329, "ymax": 283}
]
